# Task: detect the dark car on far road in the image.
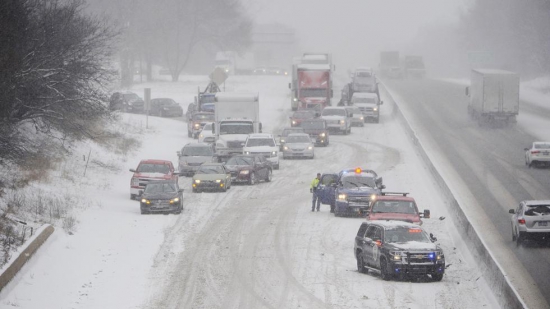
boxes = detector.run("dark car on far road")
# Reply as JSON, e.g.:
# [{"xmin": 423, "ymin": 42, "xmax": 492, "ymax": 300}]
[
  {"xmin": 149, "ymin": 98, "xmax": 183, "ymax": 117},
  {"xmin": 139, "ymin": 180, "xmax": 183, "ymax": 215},
  {"xmin": 110, "ymin": 92, "xmax": 145, "ymax": 113},
  {"xmin": 300, "ymin": 119, "xmax": 329, "ymax": 147},
  {"xmin": 224, "ymin": 155, "xmax": 273, "ymax": 185}
]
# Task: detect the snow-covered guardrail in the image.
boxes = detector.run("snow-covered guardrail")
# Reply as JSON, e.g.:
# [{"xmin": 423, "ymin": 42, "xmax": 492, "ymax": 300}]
[
  {"xmin": 0, "ymin": 224, "xmax": 55, "ymax": 292},
  {"xmin": 379, "ymin": 81, "xmax": 526, "ymax": 309}
]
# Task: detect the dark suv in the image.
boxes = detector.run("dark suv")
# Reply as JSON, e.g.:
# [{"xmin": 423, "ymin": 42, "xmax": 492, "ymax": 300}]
[
  {"xmin": 354, "ymin": 221, "xmax": 445, "ymax": 281},
  {"xmin": 149, "ymin": 98, "xmax": 183, "ymax": 117},
  {"xmin": 109, "ymin": 92, "xmax": 145, "ymax": 113}
]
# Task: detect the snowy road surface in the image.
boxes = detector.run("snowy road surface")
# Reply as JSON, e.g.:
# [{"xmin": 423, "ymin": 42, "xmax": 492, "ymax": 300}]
[
  {"xmin": 0, "ymin": 76, "xmax": 498, "ymax": 308},
  {"xmin": 383, "ymin": 78, "xmax": 550, "ymax": 309}
]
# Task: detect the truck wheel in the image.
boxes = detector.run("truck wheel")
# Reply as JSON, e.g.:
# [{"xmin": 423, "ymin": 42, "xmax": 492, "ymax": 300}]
[
  {"xmin": 512, "ymin": 225, "xmax": 517, "ymax": 241},
  {"xmin": 248, "ymin": 172, "xmax": 256, "ymax": 185},
  {"xmin": 431, "ymin": 272, "xmax": 444, "ymax": 282},
  {"xmin": 356, "ymin": 253, "xmax": 367, "ymax": 274},
  {"xmin": 265, "ymin": 169, "xmax": 272, "ymax": 182},
  {"xmin": 516, "ymin": 231, "xmax": 525, "ymax": 246},
  {"xmin": 380, "ymin": 258, "xmax": 393, "ymax": 281}
]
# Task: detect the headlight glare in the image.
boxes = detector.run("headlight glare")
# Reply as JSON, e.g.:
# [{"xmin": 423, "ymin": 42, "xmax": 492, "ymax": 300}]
[
  {"xmin": 215, "ymin": 179, "xmax": 222, "ymax": 183},
  {"xmin": 240, "ymin": 170, "xmax": 249, "ymax": 175},
  {"xmin": 338, "ymin": 193, "xmax": 347, "ymax": 201},
  {"xmin": 194, "ymin": 179, "xmax": 201, "ymax": 183}
]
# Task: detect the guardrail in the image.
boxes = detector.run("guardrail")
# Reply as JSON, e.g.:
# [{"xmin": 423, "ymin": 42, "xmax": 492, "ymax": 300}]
[{"xmin": 379, "ymin": 82, "xmax": 526, "ymax": 309}]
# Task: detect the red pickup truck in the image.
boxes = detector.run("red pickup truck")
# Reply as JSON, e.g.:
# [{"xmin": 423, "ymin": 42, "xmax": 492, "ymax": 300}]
[
  {"xmin": 365, "ymin": 192, "xmax": 430, "ymax": 225},
  {"xmin": 129, "ymin": 159, "xmax": 178, "ymax": 200}
]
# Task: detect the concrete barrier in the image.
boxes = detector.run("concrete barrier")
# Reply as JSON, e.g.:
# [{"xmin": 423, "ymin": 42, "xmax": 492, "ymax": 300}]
[
  {"xmin": 0, "ymin": 224, "xmax": 55, "ymax": 292},
  {"xmin": 379, "ymin": 83, "xmax": 527, "ymax": 309}
]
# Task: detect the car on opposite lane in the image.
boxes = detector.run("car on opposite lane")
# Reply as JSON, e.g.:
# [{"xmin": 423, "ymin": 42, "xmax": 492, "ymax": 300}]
[
  {"xmin": 509, "ymin": 200, "xmax": 550, "ymax": 246},
  {"xmin": 365, "ymin": 192, "xmax": 430, "ymax": 225},
  {"xmin": 192, "ymin": 163, "xmax": 232, "ymax": 193},
  {"xmin": 224, "ymin": 155, "xmax": 273, "ymax": 185},
  {"xmin": 139, "ymin": 180, "xmax": 183, "ymax": 215},
  {"xmin": 282, "ymin": 133, "xmax": 314, "ymax": 159},
  {"xmin": 524, "ymin": 142, "xmax": 550, "ymax": 168},
  {"xmin": 354, "ymin": 221, "xmax": 445, "ymax": 281}
]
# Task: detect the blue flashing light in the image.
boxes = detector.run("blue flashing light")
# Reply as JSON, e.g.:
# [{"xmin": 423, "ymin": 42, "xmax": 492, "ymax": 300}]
[{"xmin": 428, "ymin": 253, "xmax": 435, "ymax": 259}]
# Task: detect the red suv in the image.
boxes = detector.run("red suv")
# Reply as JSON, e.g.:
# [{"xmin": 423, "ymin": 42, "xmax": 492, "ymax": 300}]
[
  {"xmin": 365, "ymin": 192, "xmax": 430, "ymax": 225},
  {"xmin": 129, "ymin": 159, "xmax": 178, "ymax": 200}
]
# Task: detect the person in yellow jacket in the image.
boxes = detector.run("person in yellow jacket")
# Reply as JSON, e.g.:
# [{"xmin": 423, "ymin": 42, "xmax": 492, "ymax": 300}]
[{"xmin": 310, "ymin": 173, "xmax": 322, "ymax": 211}]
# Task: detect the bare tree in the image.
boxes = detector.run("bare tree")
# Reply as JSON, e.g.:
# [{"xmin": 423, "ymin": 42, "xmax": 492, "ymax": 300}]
[{"xmin": 0, "ymin": 0, "xmax": 117, "ymax": 164}]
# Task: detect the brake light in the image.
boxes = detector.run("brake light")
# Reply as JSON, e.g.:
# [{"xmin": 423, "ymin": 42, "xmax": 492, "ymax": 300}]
[
  {"xmin": 531, "ymin": 150, "xmax": 540, "ymax": 154},
  {"xmin": 518, "ymin": 218, "xmax": 526, "ymax": 225},
  {"xmin": 375, "ymin": 240, "xmax": 382, "ymax": 247},
  {"xmin": 408, "ymin": 228, "xmax": 422, "ymax": 233}
]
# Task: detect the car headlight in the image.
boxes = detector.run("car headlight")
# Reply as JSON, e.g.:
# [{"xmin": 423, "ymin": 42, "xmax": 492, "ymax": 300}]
[
  {"xmin": 293, "ymin": 98, "xmax": 297, "ymax": 102},
  {"xmin": 338, "ymin": 193, "xmax": 347, "ymax": 201},
  {"xmin": 283, "ymin": 146, "xmax": 289, "ymax": 150},
  {"xmin": 170, "ymin": 197, "xmax": 180, "ymax": 204},
  {"xmin": 292, "ymin": 121, "xmax": 296, "ymax": 124},
  {"xmin": 194, "ymin": 123, "xmax": 200, "ymax": 128},
  {"xmin": 436, "ymin": 251, "xmax": 444, "ymax": 260},
  {"xmin": 141, "ymin": 198, "xmax": 151, "ymax": 204},
  {"xmin": 373, "ymin": 107, "xmax": 378, "ymax": 111},
  {"xmin": 199, "ymin": 134, "xmax": 203, "ymax": 138},
  {"xmin": 194, "ymin": 179, "xmax": 201, "ymax": 183},
  {"xmin": 320, "ymin": 133, "xmax": 326, "ymax": 137},
  {"xmin": 307, "ymin": 146, "xmax": 313, "ymax": 150},
  {"xmin": 280, "ymin": 139, "xmax": 285, "ymax": 143},
  {"xmin": 244, "ymin": 151, "xmax": 250, "ymax": 155},
  {"xmin": 360, "ymin": 116, "xmax": 364, "ymax": 120},
  {"xmin": 271, "ymin": 151, "xmax": 277, "ymax": 157},
  {"xmin": 225, "ymin": 69, "xmax": 229, "ymax": 72},
  {"xmin": 340, "ymin": 120, "xmax": 345, "ymax": 124},
  {"xmin": 390, "ymin": 251, "xmax": 404, "ymax": 261},
  {"xmin": 215, "ymin": 179, "xmax": 222, "ymax": 183}
]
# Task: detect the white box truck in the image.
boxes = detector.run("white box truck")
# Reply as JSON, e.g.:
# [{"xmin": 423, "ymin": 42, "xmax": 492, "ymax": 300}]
[
  {"xmin": 466, "ymin": 69, "xmax": 520, "ymax": 126},
  {"xmin": 213, "ymin": 93, "xmax": 261, "ymax": 161}
]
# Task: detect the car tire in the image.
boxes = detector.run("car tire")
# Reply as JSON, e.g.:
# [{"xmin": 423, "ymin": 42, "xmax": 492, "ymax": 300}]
[
  {"xmin": 265, "ymin": 169, "xmax": 272, "ymax": 182},
  {"xmin": 516, "ymin": 231, "xmax": 525, "ymax": 246},
  {"xmin": 380, "ymin": 258, "xmax": 393, "ymax": 281},
  {"xmin": 249, "ymin": 172, "xmax": 256, "ymax": 185},
  {"xmin": 274, "ymin": 163, "xmax": 279, "ymax": 170},
  {"xmin": 375, "ymin": 117, "xmax": 380, "ymax": 124},
  {"xmin": 140, "ymin": 209, "xmax": 149, "ymax": 215},
  {"xmin": 130, "ymin": 194, "xmax": 136, "ymax": 200},
  {"xmin": 512, "ymin": 225, "xmax": 517, "ymax": 241},
  {"xmin": 356, "ymin": 253, "xmax": 367, "ymax": 274},
  {"xmin": 432, "ymin": 272, "xmax": 444, "ymax": 282}
]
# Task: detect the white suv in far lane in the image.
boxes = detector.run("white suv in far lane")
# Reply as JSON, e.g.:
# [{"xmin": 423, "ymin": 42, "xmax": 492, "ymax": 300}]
[
  {"xmin": 321, "ymin": 106, "xmax": 351, "ymax": 135},
  {"xmin": 243, "ymin": 133, "xmax": 280, "ymax": 169}
]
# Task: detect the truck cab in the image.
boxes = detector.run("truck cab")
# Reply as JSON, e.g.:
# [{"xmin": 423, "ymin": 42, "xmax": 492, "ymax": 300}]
[{"xmin": 297, "ymin": 63, "xmax": 333, "ymax": 110}]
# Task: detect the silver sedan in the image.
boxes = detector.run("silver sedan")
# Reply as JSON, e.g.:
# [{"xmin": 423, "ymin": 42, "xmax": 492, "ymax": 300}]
[
  {"xmin": 509, "ymin": 200, "xmax": 550, "ymax": 246},
  {"xmin": 282, "ymin": 133, "xmax": 314, "ymax": 159}
]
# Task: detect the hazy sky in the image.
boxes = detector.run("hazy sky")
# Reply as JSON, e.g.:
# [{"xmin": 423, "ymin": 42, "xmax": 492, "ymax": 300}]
[{"xmin": 245, "ymin": 0, "xmax": 470, "ymax": 71}]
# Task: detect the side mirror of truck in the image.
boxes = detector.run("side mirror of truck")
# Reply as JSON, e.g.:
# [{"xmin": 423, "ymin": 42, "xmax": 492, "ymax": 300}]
[
  {"xmin": 429, "ymin": 233, "xmax": 437, "ymax": 242},
  {"xmin": 509, "ymin": 209, "xmax": 515, "ymax": 214},
  {"xmin": 465, "ymin": 87, "xmax": 469, "ymax": 96},
  {"xmin": 129, "ymin": 169, "xmax": 136, "ymax": 173},
  {"xmin": 423, "ymin": 209, "xmax": 431, "ymax": 219}
]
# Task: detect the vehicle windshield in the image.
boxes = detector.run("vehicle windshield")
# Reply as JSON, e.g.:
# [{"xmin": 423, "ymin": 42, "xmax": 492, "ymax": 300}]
[
  {"xmin": 352, "ymin": 97, "xmax": 377, "ymax": 104},
  {"xmin": 202, "ymin": 123, "xmax": 212, "ymax": 130},
  {"xmin": 200, "ymin": 95, "xmax": 216, "ymax": 104},
  {"xmin": 524, "ymin": 205, "xmax": 550, "ymax": 216},
  {"xmin": 226, "ymin": 156, "xmax": 254, "ymax": 166},
  {"xmin": 384, "ymin": 228, "xmax": 431, "ymax": 243},
  {"xmin": 201, "ymin": 103, "xmax": 215, "ymax": 111},
  {"xmin": 300, "ymin": 89, "xmax": 326, "ymax": 98},
  {"xmin": 151, "ymin": 99, "xmax": 175, "ymax": 106},
  {"xmin": 282, "ymin": 129, "xmax": 305, "ymax": 136},
  {"xmin": 123, "ymin": 93, "xmax": 140, "ymax": 101},
  {"xmin": 215, "ymin": 60, "xmax": 231, "ymax": 65},
  {"xmin": 181, "ymin": 146, "xmax": 213, "ymax": 156},
  {"xmin": 301, "ymin": 121, "xmax": 325, "ymax": 129},
  {"xmin": 197, "ymin": 165, "xmax": 225, "ymax": 174},
  {"xmin": 356, "ymin": 71, "xmax": 372, "ymax": 78},
  {"xmin": 322, "ymin": 109, "xmax": 346, "ymax": 117},
  {"xmin": 137, "ymin": 163, "xmax": 170, "ymax": 174},
  {"xmin": 341, "ymin": 175, "xmax": 375, "ymax": 188},
  {"xmin": 144, "ymin": 182, "xmax": 177, "ymax": 194},
  {"xmin": 246, "ymin": 138, "xmax": 275, "ymax": 147},
  {"xmin": 371, "ymin": 201, "xmax": 417, "ymax": 214},
  {"xmin": 286, "ymin": 136, "xmax": 311, "ymax": 143},
  {"xmin": 220, "ymin": 122, "xmax": 254, "ymax": 134},
  {"xmin": 193, "ymin": 114, "xmax": 215, "ymax": 121},
  {"xmin": 292, "ymin": 112, "xmax": 314, "ymax": 119},
  {"xmin": 534, "ymin": 143, "xmax": 550, "ymax": 149}
]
